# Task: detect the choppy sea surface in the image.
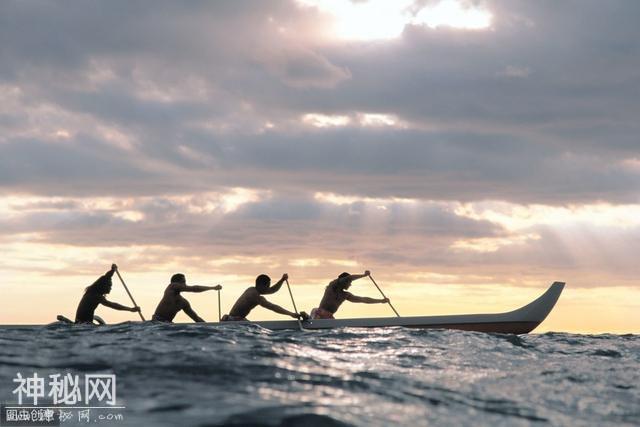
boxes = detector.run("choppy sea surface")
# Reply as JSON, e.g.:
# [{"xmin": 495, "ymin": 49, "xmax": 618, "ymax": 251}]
[{"xmin": 0, "ymin": 323, "xmax": 638, "ymax": 426}]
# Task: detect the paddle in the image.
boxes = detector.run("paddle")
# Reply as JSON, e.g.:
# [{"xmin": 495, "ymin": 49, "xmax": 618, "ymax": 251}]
[
  {"xmin": 115, "ymin": 269, "xmax": 146, "ymax": 321},
  {"xmin": 217, "ymin": 287, "xmax": 222, "ymax": 322},
  {"xmin": 368, "ymin": 274, "xmax": 400, "ymax": 317},
  {"xmin": 284, "ymin": 278, "xmax": 304, "ymax": 331}
]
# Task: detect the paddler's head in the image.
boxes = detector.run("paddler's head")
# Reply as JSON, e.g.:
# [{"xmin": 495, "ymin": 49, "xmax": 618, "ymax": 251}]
[
  {"xmin": 171, "ymin": 273, "xmax": 186, "ymax": 284},
  {"xmin": 85, "ymin": 276, "xmax": 112, "ymax": 295},
  {"xmin": 338, "ymin": 272, "xmax": 352, "ymax": 289},
  {"xmin": 255, "ymin": 274, "xmax": 271, "ymax": 294}
]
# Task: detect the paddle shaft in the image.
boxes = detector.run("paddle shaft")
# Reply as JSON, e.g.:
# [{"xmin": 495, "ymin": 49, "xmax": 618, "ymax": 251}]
[
  {"xmin": 285, "ymin": 279, "xmax": 303, "ymax": 331},
  {"xmin": 369, "ymin": 275, "xmax": 400, "ymax": 317},
  {"xmin": 115, "ymin": 270, "xmax": 146, "ymax": 321},
  {"xmin": 217, "ymin": 289, "xmax": 221, "ymax": 322}
]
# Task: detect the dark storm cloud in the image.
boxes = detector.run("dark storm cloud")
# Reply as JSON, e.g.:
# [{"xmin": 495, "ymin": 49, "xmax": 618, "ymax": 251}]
[{"xmin": 1, "ymin": 0, "xmax": 639, "ymax": 203}]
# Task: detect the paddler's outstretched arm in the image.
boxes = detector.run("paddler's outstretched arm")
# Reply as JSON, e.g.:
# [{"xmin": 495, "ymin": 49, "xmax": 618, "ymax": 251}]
[
  {"xmin": 183, "ymin": 303, "xmax": 205, "ymax": 322},
  {"xmin": 172, "ymin": 283, "xmax": 222, "ymax": 293},
  {"xmin": 337, "ymin": 270, "xmax": 371, "ymax": 286},
  {"xmin": 345, "ymin": 293, "xmax": 389, "ymax": 304},
  {"xmin": 258, "ymin": 296, "xmax": 299, "ymax": 318},
  {"xmin": 101, "ymin": 298, "xmax": 141, "ymax": 312},
  {"xmin": 262, "ymin": 273, "xmax": 287, "ymax": 295}
]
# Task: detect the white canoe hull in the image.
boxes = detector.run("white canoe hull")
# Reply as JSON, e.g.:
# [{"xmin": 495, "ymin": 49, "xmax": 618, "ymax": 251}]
[{"xmin": 213, "ymin": 281, "xmax": 565, "ymax": 334}]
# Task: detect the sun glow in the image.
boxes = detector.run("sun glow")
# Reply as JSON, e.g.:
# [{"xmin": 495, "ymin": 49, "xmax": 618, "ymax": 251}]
[
  {"xmin": 454, "ymin": 202, "xmax": 640, "ymax": 231},
  {"xmin": 451, "ymin": 233, "xmax": 541, "ymax": 253},
  {"xmin": 297, "ymin": 0, "xmax": 492, "ymax": 41},
  {"xmin": 301, "ymin": 112, "xmax": 405, "ymax": 128},
  {"xmin": 302, "ymin": 113, "xmax": 351, "ymax": 128},
  {"xmin": 313, "ymin": 192, "xmax": 418, "ymax": 206},
  {"xmin": 415, "ymin": 0, "xmax": 492, "ymax": 30}
]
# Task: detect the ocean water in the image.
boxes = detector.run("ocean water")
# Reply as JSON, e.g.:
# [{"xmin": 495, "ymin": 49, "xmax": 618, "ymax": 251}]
[{"xmin": 0, "ymin": 323, "xmax": 638, "ymax": 426}]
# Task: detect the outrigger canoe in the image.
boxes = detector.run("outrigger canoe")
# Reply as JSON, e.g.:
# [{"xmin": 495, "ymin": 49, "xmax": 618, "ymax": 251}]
[
  {"xmin": 40, "ymin": 281, "xmax": 563, "ymax": 334},
  {"xmin": 219, "ymin": 281, "xmax": 565, "ymax": 334}
]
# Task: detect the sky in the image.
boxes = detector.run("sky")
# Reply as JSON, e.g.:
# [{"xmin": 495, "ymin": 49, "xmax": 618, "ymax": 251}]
[{"xmin": 1, "ymin": 0, "xmax": 639, "ymax": 333}]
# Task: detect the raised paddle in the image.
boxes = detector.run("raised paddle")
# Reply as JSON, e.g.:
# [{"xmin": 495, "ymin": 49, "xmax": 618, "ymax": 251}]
[
  {"xmin": 368, "ymin": 274, "xmax": 400, "ymax": 317},
  {"xmin": 115, "ymin": 269, "xmax": 146, "ymax": 321},
  {"xmin": 284, "ymin": 278, "xmax": 304, "ymax": 331}
]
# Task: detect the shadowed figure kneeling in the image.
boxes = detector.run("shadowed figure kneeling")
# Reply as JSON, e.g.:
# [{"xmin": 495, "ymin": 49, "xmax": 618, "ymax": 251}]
[{"xmin": 222, "ymin": 273, "xmax": 308, "ymax": 321}]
